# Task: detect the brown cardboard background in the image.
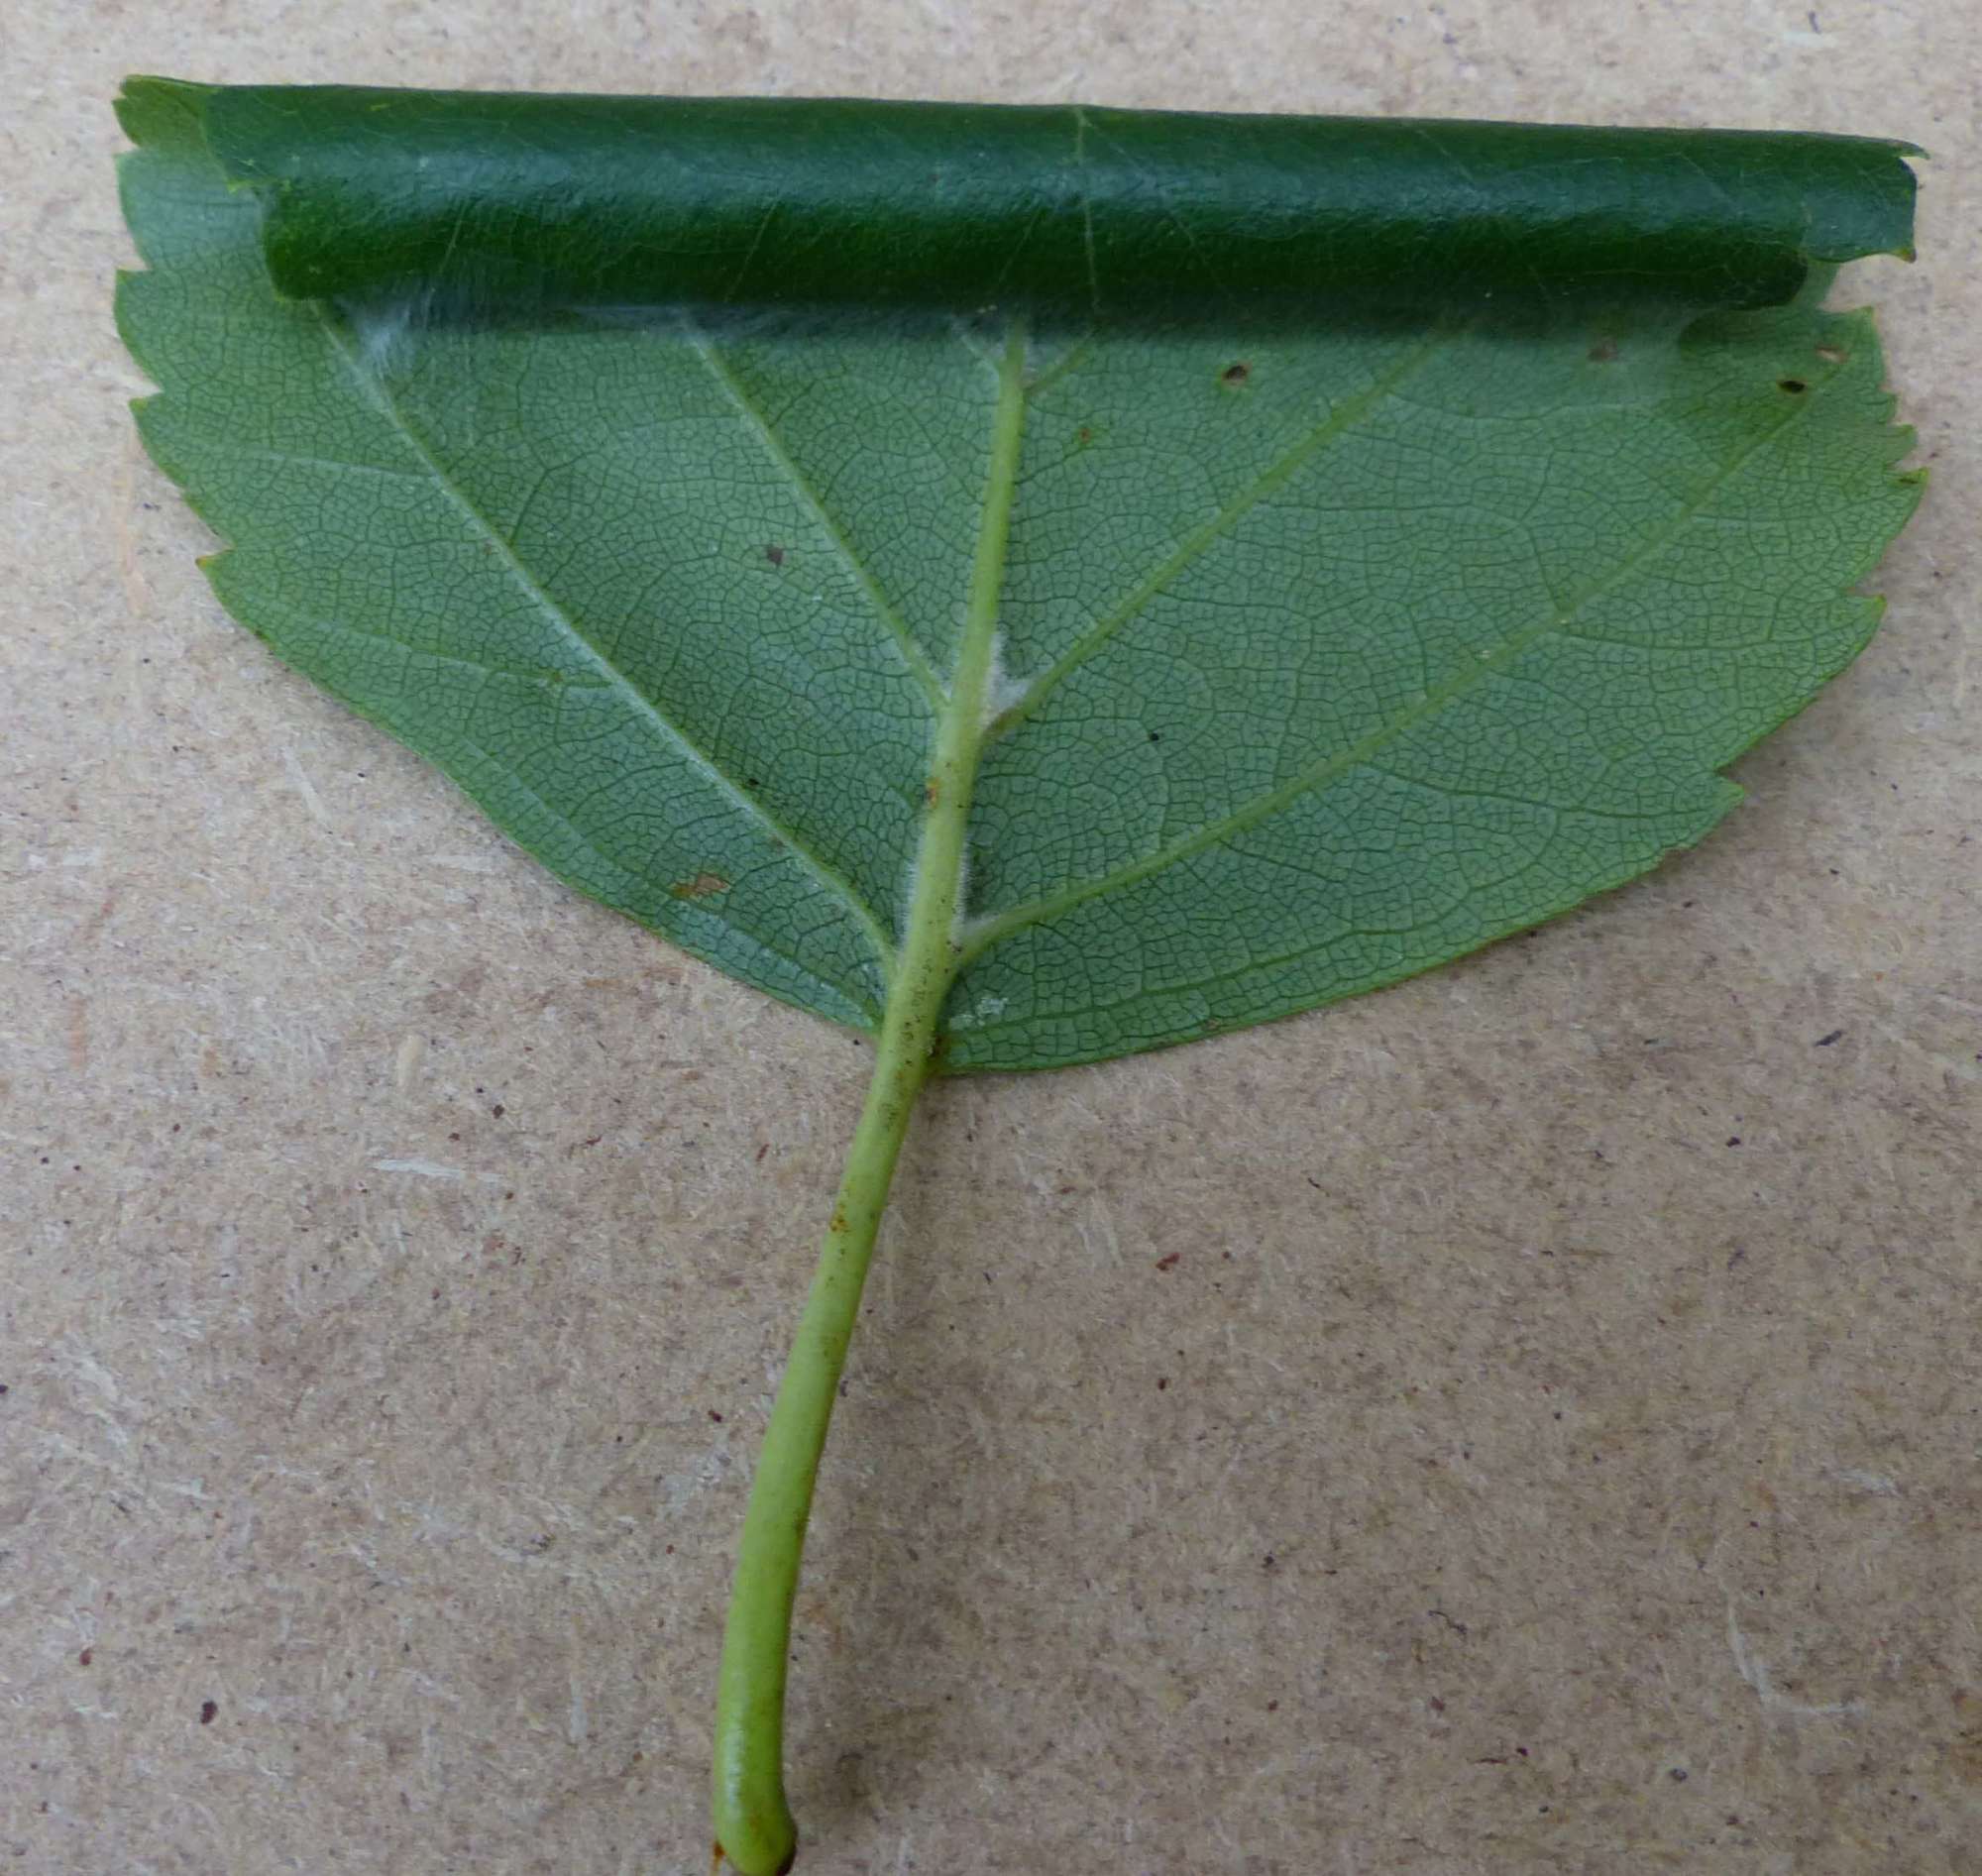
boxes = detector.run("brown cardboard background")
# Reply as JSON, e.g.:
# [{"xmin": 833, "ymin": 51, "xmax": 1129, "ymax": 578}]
[{"xmin": 4, "ymin": 3, "xmax": 1977, "ymax": 1870}]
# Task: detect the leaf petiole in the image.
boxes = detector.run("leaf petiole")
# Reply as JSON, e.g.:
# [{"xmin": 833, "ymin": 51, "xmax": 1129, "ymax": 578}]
[{"xmin": 711, "ymin": 319, "xmax": 1031, "ymax": 1875}]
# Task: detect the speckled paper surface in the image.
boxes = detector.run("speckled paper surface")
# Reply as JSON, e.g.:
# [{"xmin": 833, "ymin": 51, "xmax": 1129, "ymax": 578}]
[{"xmin": 5, "ymin": 4, "xmax": 1978, "ymax": 1871}]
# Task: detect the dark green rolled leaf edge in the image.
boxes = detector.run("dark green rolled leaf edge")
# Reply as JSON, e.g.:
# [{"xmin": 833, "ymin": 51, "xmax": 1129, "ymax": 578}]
[{"xmin": 120, "ymin": 74, "xmax": 1918, "ymax": 319}]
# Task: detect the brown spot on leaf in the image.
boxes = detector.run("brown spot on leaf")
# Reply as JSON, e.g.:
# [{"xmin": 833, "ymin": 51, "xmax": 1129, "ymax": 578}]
[
  {"xmin": 1778, "ymin": 378, "xmax": 1808, "ymax": 395},
  {"xmin": 764, "ymin": 544, "xmax": 785, "ymax": 566},
  {"xmin": 1155, "ymin": 1252, "xmax": 1181, "ymax": 1271},
  {"xmin": 199, "ymin": 1700, "xmax": 218, "ymax": 1725},
  {"xmin": 670, "ymin": 872, "xmax": 730, "ymax": 902},
  {"xmin": 1221, "ymin": 361, "xmax": 1251, "ymax": 386}
]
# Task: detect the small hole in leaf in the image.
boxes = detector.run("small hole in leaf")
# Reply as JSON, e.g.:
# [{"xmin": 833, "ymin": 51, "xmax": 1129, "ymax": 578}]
[
  {"xmin": 1816, "ymin": 345, "xmax": 1847, "ymax": 365},
  {"xmin": 1778, "ymin": 378, "xmax": 1808, "ymax": 395},
  {"xmin": 1220, "ymin": 362, "xmax": 1251, "ymax": 386},
  {"xmin": 1588, "ymin": 338, "xmax": 1619, "ymax": 363}
]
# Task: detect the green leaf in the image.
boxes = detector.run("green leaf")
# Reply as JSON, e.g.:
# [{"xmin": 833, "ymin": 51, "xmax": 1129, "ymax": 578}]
[
  {"xmin": 115, "ymin": 80, "xmax": 1923, "ymax": 1874},
  {"xmin": 118, "ymin": 83, "xmax": 1920, "ymax": 1073}
]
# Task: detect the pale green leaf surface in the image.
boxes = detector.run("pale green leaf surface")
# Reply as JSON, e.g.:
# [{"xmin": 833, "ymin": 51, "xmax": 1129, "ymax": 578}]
[{"xmin": 118, "ymin": 91, "xmax": 1919, "ymax": 1072}]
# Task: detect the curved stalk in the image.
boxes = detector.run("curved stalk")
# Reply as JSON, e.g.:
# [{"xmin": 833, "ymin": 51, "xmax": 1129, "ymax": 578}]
[{"xmin": 711, "ymin": 319, "xmax": 1030, "ymax": 1874}]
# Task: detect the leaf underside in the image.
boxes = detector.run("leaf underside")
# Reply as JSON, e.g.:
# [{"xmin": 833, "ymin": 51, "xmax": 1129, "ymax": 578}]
[{"xmin": 118, "ymin": 83, "xmax": 1920, "ymax": 1073}]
